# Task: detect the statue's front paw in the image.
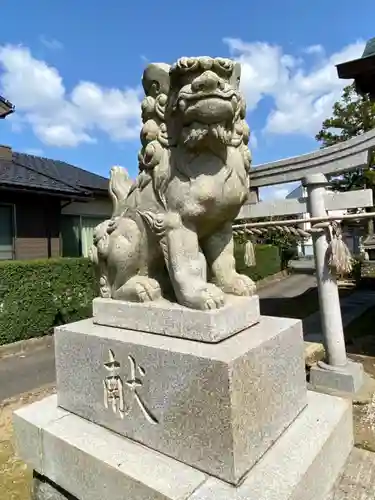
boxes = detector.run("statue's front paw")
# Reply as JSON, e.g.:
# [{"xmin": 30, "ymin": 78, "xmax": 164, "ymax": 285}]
[
  {"xmin": 113, "ymin": 276, "xmax": 162, "ymax": 302},
  {"xmin": 221, "ymin": 273, "xmax": 256, "ymax": 296},
  {"xmin": 134, "ymin": 277, "xmax": 162, "ymax": 302},
  {"xmin": 183, "ymin": 283, "xmax": 225, "ymax": 310},
  {"xmin": 201, "ymin": 283, "xmax": 226, "ymax": 310}
]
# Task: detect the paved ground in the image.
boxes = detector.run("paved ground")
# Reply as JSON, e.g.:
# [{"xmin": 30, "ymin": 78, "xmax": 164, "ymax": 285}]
[
  {"xmin": 257, "ymin": 273, "xmax": 316, "ymax": 299},
  {"xmin": 0, "ymin": 274, "xmax": 317, "ymax": 403},
  {"xmin": 0, "ymin": 338, "xmax": 55, "ymax": 402},
  {"xmin": 326, "ymin": 448, "xmax": 375, "ymax": 499},
  {"xmin": 304, "ymin": 290, "xmax": 375, "ymax": 342}
]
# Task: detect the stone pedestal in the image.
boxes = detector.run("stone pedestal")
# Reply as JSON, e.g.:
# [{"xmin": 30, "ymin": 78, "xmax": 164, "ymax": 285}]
[
  {"xmin": 13, "ymin": 297, "xmax": 354, "ymax": 500},
  {"xmin": 310, "ymin": 359, "xmax": 364, "ymax": 393},
  {"xmin": 93, "ymin": 294, "xmax": 260, "ymax": 342},
  {"xmin": 55, "ymin": 313, "xmax": 305, "ymax": 484},
  {"xmin": 15, "ymin": 392, "xmax": 352, "ymax": 500}
]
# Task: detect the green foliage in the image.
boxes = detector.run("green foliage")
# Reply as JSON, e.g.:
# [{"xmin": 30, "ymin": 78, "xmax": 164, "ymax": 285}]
[
  {"xmin": 260, "ymin": 225, "xmax": 299, "ymax": 267},
  {"xmin": 0, "ymin": 249, "xmax": 281, "ymax": 346},
  {"xmin": 235, "ymin": 215, "xmax": 299, "ymax": 270},
  {"xmin": 0, "ymin": 258, "xmax": 98, "ymax": 346},
  {"xmin": 316, "ymin": 83, "xmax": 375, "ymax": 191},
  {"xmin": 234, "ymin": 243, "xmax": 281, "ymax": 281}
]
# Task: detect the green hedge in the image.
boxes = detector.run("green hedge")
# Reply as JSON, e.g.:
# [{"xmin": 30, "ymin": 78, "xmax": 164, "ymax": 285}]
[
  {"xmin": 0, "ymin": 246, "xmax": 281, "ymax": 346},
  {"xmin": 235, "ymin": 243, "xmax": 281, "ymax": 282},
  {"xmin": 0, "ymin": 258, "xmax": 98, "ymax": 346}
]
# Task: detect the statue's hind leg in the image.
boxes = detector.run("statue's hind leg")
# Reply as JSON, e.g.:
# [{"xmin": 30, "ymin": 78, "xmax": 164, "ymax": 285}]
[{"xmin": 108, "ymin": 218, "xmax": 162, "ymax": 302}]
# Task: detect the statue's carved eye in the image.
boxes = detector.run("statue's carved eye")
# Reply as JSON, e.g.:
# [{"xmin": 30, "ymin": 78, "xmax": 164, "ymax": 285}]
[
  {"xmin": 179, "ymin": 72, "xmax": 197, "ymax": 87},
  {"xmin": 151, "ymin": 81, "xmax": 160, "ymax": 94}
]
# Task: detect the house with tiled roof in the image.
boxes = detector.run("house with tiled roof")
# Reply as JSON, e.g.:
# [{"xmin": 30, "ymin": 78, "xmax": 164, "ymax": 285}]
[
  {"xmin": 0, "ymin": 95, "xmax": 14, "ymax": 119},
  {"xmin": 0, "ymin": 98, "xmax": 112, "ymax": 260}
]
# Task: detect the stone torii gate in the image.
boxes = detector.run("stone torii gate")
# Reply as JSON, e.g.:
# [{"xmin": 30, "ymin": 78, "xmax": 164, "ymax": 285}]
[{"xmin": 236, "ymin": 128, "xmax": 375, "ymax": 393}]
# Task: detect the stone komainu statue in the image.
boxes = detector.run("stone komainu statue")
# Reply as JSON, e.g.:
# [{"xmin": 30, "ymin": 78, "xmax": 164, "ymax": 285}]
[{"xmin": 90, "ymin": 56, "xmax": 255, "ymax": 310}]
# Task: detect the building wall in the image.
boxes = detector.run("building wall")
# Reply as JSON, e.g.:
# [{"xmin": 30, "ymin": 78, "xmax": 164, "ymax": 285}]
[
  {"xmin": 1, "ymin": 191, "xmax": 61, "ymax": 260},
  {"xmin": 1, "ymin": 191, "xmax": 111, "ymax": 261},
  {"xmin": 60, "ymin": 196, "xmax": 111, "ymax": 258},
  {"xmin": 61, "ymin": 198, "xmax": 112, "ymax": 217}
]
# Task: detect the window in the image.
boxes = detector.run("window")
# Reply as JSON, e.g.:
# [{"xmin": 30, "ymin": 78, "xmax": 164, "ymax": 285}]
[
  {"xmin": 0, "ymin": 204, "xmax": 14, "ymax": 260},
  {"xmin": 61, "ymin": 215, "xmax": 104, "ymax": 258},
  {"xmin": 61, "ymin": 215, "xmax": 81, "ymax": 257}
]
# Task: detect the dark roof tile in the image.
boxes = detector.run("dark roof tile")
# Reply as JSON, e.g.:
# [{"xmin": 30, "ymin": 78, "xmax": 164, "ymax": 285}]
[
  {"xmin": 0, "ymin": 151, "xmax": 109, "ymax": 197},
  {"xmin": 0, "ymin": 95, "xmax": 14, "ymax": 118}
]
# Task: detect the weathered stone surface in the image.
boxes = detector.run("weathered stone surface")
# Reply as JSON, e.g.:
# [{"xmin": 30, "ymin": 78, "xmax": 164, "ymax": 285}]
[
  {"xmin": 237, "ymin": 188, "xmax": 373, "ymax": 220},
  {"xmin": 90, "ymin": 57, "xmax": 256, "ymax": 311},
  {"xmin": 32, "ymin": 473, "xmax": 76, "ymax": 500},
  {"xmin": 310, "ymin": 359, "xmax": 364, "ymax": 393},
  {"xmin": 15, "ymin": 391, "xmax": 352, "ymax": 500},
  {"xmin": 13, "ymin": 395, "xmax": 67, "ymax": 473},
  {"xmin": 247, "ymin": 128, "xmax": 375, "ymax": 188},
  {"xmin": 15, "ymin": 397, "xmax": 207, "ymax": 500},
  {"xmin": 55, "ymin": 315, "xmax": 306, "ymax": 484},
  {"xmin": 189, "ymin": 392, "xmax": 352, "ymax": 500},
  {"xmin": 326, "ymin": 448, "xmax": 375, "ymax": 500},
  {"xmin": 93, "ymin": 295, "xmax": 260, "ymax": 342}
]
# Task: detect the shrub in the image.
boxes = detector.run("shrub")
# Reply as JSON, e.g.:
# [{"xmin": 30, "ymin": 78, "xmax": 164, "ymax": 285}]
[
  {"xmin": 0, "ymin": 258, "xmax": 98, "ymax": 346},
  {"xmin": 234, "ymin": 243, "xmax": 281, "ymax": 281},
  {"xmin": 0, "ymin": 247, "xmax": 282, "ymax": 346}
]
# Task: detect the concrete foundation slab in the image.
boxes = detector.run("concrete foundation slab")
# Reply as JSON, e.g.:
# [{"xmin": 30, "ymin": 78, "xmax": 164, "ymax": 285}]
[
  {"xmin": 14, "ymin": 391, "xmax": 352, "ymax": 500},
  {"xmin": 55, "ymin": 315, "xmax": 306, "ymax": 484},
  {"xmin": 310, "ymin": 359, "xmax": 364, "ymax": 393},
  {"xmin": 32, "ymin": 472, "xmax": 76, "ymax": 500},
  {"xmin": 93, "ymin": 295, "xmax": 260, "ymax": 343},
  {"xmin": 13, "ymin": 395, "xmax": 67, "ymax": 473},
  {"xmin": 325, "ymin": 448, "xmax": 375, "ymax": 500}
]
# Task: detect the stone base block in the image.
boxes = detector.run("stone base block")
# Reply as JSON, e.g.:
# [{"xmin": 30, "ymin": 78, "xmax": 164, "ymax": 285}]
[
  {"xmin": 32, "ymin": 472, "xmax": 75, "ymax": 500},
  {"xmin": 310, "ymin": 359, "xmax": 364, "ymax": 393},
  {"xmin": 14, "ymin": 391, "xmax": 353, "ymax": 500},
  {"xmin": 93, "ymin": 295, "xmax": 260, "ymax": 342},
  {"xmin": 55, "ymin": 315, "xmax": 306, "ymax": 484}
]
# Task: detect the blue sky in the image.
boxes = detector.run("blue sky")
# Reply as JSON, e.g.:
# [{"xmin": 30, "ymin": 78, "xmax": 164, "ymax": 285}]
[{"xmin": 0, "ymin": 0, "xmax": 373, "ymax": 199}]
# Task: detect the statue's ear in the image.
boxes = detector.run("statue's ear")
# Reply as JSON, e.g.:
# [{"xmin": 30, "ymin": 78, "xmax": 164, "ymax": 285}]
[
  {"xmin": 230, "ymin": 62, "xmax": 241, "ymax": 89},
  {"xmin": 142, "ymin": 63, "xmax": 171, "ymax": 97}
]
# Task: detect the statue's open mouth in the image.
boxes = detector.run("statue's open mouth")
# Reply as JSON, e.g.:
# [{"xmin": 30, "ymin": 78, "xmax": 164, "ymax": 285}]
[
  {"xmin": 178, "ymin": 88, "xmax": 236, "ymax": 102},
  {"xmin": 177, "ymin": 92, "xmax": 239, "ymax": 124}
]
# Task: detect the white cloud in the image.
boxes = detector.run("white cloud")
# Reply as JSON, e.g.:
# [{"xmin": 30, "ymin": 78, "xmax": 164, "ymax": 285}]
[
  {"xmin": 304, "ymin": 44, "xmax": 324, "ymax": 55},
  {"xmin": 224, "ymin": 38, "xmax": 365, "ymax": 137},
  {"xmin": 260, "ymin": 182, "xmax": 299, "ymax": 201},
  {"xmin": 223, "ymin": 38, "xmax": 295, "ymax": 111},
  {"xmin": 39, "ymin": 35, "xmax": 64, "ymax": 51},
  {"xmin": 0, "ymin": 44, "xmax": 142, "ymax": 147},
  {"xmin": 249, "ymin": 131, "xmax": 258, "ymax": 149},
  {"xmin": 0, "ymin": 40, "xmax": 366, "ymax": 149}
]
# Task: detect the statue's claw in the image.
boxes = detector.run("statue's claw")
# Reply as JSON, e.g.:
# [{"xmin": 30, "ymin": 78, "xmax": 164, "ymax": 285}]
[
  {"xmin": 219, "ymin": 273, "xmax": 256, "ymax": 297},
  {"xmin": 113, "ymin": 276, "xmax": 162, "ymax": 303},
  {"xmin": 181, "ymin": 283, "xmax": 225, "ymax": 310}
]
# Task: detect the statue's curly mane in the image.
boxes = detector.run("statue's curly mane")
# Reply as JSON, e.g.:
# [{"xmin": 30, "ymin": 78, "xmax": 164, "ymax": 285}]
[{"xmin": 132, "ymin": 61, "xmax": 252, "ymax": 211}]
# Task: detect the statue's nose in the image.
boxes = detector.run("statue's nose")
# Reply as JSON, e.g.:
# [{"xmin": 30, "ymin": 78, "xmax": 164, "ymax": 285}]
[{"xmin": 191, "ymin": 71, "xmax": 223, "ymax": 92}]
